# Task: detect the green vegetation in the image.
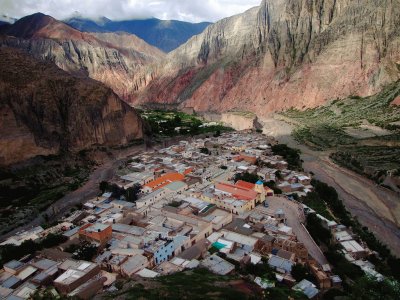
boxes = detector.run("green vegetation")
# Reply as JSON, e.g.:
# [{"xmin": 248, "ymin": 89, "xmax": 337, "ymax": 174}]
[
  {"xmin": 281, "ymin": 82, "xmax": 400, "ymax": 185},
  {"xmin": 350, "ymin": 275, "xmax": 400, "ymax": 300},
  {"xmin": 71, "ymin": 242, "xmax": 98, "ymax": 261},
  {"xmin": 291, "ymin": 264, "xmax": 316, "ymax": 283},
  {"xmin": 140, "ymin": 110, "xmax": 233, "ymax": 137},
  {"xmin": 99, "ymin": 181, "xmax": 141, "ymax": 202},
  {"xmin": 303, "ymin": 179, "xmax": 400, "ymax": 282},
  {"xmin": 234, "ymin": 172, "xmax": 260, "ymax": 184},
  {"xmin": 271, "ymin": 144, "xmax": 302, "ymax": 170},
  {"xmin": 0, "ymin": 233, "xmax": 67, "ymax": 267},
  {"xmin": 111, "ymin": 268, "xmax": 307, "ymax": 300},
  {"xmin": 0, "ymin": 153, "xmax": 94, "ymax": 235}
]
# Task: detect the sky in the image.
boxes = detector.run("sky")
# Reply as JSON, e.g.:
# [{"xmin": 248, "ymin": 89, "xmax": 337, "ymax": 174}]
[{"xmin": 0, "ymin": 0, "xmax": 261, "ymax": 23}]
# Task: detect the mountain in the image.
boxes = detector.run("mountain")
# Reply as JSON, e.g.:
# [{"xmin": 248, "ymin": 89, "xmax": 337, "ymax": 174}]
[
  {"xmin": 0, "ymin": 13, "xmax": 165, "ymax": 100},
  {"xmin": 0, "ymin": 47, "xmax": 144, "ymax": 166},
  {"xmin": 132, "ymin": 0, "xmax": 400, "ymax": 116},
  {"xmin": 66, "ymin": 17, "xmax": 211, "ymax": 52}
]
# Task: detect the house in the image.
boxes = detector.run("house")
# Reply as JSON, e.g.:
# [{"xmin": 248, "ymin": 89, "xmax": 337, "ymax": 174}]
[
  {"xmin": 54, "ymin": 260, "xmax": 100, "ymax": 295},
  {"xmin": 120, "ymin": 255, "xmax": 149, "ymax": 277},
  {"xmin": 292, "ymin": 279, "xmax": 319, "ymax": 299},
  {"xmin": 145, "ymin": 239, "xmax": 175, "ymax": 265},
  {"xmin": 136, "ymin": 189, "xmax": 170, "ymax": 209},
  {"xmin": 78, "ymin": 223, "xmax": 112, "ymax": 246},
  {"xmin": 268, "ymin": 255, "xmax": 294, "ymax": 273},
  {"xmin": 200, "ymin": 254, "xmax": 235, "ymax": 275},
  {"xmin": 143, "ymin": 173, "xmax": 185, "ymax": 193}
]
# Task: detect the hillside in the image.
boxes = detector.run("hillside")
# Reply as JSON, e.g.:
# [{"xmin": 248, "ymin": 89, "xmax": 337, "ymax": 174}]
[
  {"xmin": 0, "ymin": 47, "xmax": 144, "ymax": 165},
  {"xmin": 66, "ymin": 17, "xmax": 211, "ymax": 52},
  {"xmin": 282, "ymin": 82, "xmax": 400, "ymax": 189},
  {"xmin": 0, "ymin": 13, "xmax": 165, "ymax": 101},
  {"xmin": 132, "ymin": 0, "xmax": 400, "ymax": 116}
]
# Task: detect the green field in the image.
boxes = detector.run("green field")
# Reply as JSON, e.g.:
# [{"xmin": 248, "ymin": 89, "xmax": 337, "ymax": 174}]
[
  {"xmin": 281, "ymin": 81, "xmax": 400, "ymax": 185},
  {"xmin": 140, "ymin": 110, "xmax": 233, "ymax": 137}
]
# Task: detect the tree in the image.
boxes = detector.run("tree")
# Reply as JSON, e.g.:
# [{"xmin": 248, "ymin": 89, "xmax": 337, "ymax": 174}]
[
  {"xmin": 125, "ymin": 183, "xmax": 142, "ymax": 202},
  {"xmin": 173, "ymin": 115, "xmax": 182, "ymax": 125},
  {"xmin": 234, "ymin": 172, "xmax": 260, "ymax": 184},
  {"xmin": 306, "ymin": 214, "xmax": 332, "ymax": 246},
  {"xmin": 72, "ymin": 242, "xmax": 98, "ymax": 261},
  {"xmin": 99, "ymin": 181, "xmax": 109, "ymax": 194},
  {"xmin": 351, "ymin": 276, "xmax": 400, "ymax": 300},
  {"xmin": 110, "ymin": 184, "xmax": 125, "ymax": 199},
  {"xmin": 41, "ymin": 233, "xmax": 68, "ymax": 249},
  {"xmin": 275, "ymin": 170, "xmax": 283, "ymax": 180},
  {"xmin": 213, "ymin": 130, "xmax": 221, "ymax": 137},
  {"xmin": 291, "ymin": 264, "xmax": 315, "ymax": 283},
  {"xmin": 200, "ymin": 147, "xmax": 210, "ymax": 155}
]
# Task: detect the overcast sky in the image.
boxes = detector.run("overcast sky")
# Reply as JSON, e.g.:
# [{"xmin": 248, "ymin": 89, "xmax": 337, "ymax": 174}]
[{"xmin": 0, "ymin": 0, "xmax": 261, "ymax": 23}]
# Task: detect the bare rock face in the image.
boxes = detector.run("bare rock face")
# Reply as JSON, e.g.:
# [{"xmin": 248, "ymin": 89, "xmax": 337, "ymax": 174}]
[
  {"xmin": 0, "ymin": 13, "xmax": 165, "ymax": 101},
  {"xmin": 133, "ymin": 0, "xmax": 400, "ymax": 115},
  {"xmin": 0, "ymin": 47, "xmax": 144, "ymax": 166}
]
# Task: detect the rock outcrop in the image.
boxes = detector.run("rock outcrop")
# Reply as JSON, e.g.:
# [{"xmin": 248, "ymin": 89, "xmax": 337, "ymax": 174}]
[
  {"xmin": 0, "ymin": 47, "xmax": 144, "ymax": 166},
  {"xmin": 133, "ymin": 0, "xmax": 400, "ymax": 116},
  {"xmin": 0, "ymin": 13, "xmax": 165, "ymax": 101}
]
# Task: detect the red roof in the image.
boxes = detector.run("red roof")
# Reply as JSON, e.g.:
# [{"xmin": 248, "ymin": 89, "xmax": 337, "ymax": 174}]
[
  {"xmin": 215, "ymin": 182, "xmax": 258, "ymax": 201},
  {"xmin": 236, "ymin": 180, "xmax": 274, "ymax": 194},
  {"xmin": 183, "ymin": 167, "xmax": 194, "ymax": 175},
  {"xmin": 144, "ymin": 173, "xmax": 185, "ymax": 191}
]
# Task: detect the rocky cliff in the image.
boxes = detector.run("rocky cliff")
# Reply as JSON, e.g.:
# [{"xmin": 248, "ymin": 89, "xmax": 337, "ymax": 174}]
[
  {"xmin": 0, "ymin": 47, "xmax": 144, "ymax": 166},
  {"xmin": 133, "ymin": 0, "xmax": 400, "ymax": 115},
  {"xmin": 0, "ymin": 13, "xmax": 165, "ymax": 101}
]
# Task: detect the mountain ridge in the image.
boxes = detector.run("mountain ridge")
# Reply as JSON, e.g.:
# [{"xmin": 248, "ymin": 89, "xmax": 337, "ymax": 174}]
[
  {"xmin": 66, "ymin": 16, "xmax": 211, "ymax": 52},
  {"xmin": 131, "ymin": 0, "xmax": 400, "ymax": 116},
  {"xmin": 0, "ymin": 13, "xmax": 165, "ymax": 101}
]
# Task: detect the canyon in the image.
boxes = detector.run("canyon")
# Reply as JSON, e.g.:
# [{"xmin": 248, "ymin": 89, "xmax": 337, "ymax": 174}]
[
  {"xmin": 132, "ymin": 0, "xmax": 400, "ymax": 116},
  {"xmin": 0, "ymin": 13, "xmax": 165, "ymax": 102}
]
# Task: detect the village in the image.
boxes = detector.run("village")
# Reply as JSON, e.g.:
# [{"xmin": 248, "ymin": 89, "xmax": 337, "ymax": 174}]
[{"xmin": 0, "ymin": 131, "xmax": 385, "ymax": 299}]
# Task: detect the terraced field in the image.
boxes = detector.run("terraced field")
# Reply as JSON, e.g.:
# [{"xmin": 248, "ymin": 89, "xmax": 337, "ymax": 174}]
[{"xmin": 281, "ymin": 82, "xmax": 400, "ymax": 182}]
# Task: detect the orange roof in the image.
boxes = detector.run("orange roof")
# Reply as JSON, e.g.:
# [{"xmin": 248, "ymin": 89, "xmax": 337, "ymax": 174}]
[
  {"xmin": 236, "ymin": 180, "xmax": 274, "ymax": 194},
  {"xmin": 144, "ymin": 172, "xmax": 185, "ymax": 191},
  {"xmin": 236, "ymin": 180, "xmax": 255, "ymax": 190},
  {"xmin": 233, "ymin": 154, "xmax": 257, "ymax": 164},
  {"xmin": 215, "ymin": 182, "xmax": 258, "ymax": 201},
  {"xmin": 183, "ymin": 167, "xmax": 194, "ymax": 175}
]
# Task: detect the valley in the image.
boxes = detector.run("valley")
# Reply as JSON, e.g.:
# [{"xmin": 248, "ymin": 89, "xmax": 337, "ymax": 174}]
[
  {"xmin": 1, "ymin": 0, "xmax": 400, "ymax": 299},
  {"xmin": 260, "ymin": 115, "xmax": 400, "ymax": 255}
]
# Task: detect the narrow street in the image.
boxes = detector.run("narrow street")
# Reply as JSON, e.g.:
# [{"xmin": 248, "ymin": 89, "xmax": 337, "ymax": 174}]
[{"xmin": 258, "ymin": 197, "xmax": 329, "ymax": 266}]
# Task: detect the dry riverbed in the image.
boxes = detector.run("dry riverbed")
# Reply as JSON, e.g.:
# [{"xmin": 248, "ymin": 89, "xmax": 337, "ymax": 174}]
[{"xmin": 261, "ymin": 115, "xmax": 400, "ymax": 255}]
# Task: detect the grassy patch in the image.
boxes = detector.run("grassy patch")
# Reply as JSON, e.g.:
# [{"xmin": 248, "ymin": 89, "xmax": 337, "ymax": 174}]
[
  {"xmin": 140, "ymin": 110, "xmax": 233, "ymax": 137},
  {"xmin": 282, "ymin": 82, "xmax": 400, "ymax": 185}
]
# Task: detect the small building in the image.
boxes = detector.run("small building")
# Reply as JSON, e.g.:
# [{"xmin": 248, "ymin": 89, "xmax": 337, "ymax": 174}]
[
  {"xmin": 145, "ymin": 239, "xmax": 175, "ymax": 265},
  {"xmin": 78, "ymin": 223, "xmax": 112, "ymax": 246},
  {"xmin": 292, "ymin": 279, "xmax": 319, "ymax": 299},
  {"xmin": 200, "ymin": 254, "xmax": 235, "ymax": 275},
  {"xmin": 120, "ymin": 255, "xmax": 149, "ymax": 277},
  {"xmin": 268, "ymin": 255, "xmax": 294, "ymax": 274},
  {"xmin": 3, "ymin": 261, "xmax": 25, "ymax": 275},
  {"xmin": 54, "ymin": 260, "xmax": 100, "ymax": 295}
]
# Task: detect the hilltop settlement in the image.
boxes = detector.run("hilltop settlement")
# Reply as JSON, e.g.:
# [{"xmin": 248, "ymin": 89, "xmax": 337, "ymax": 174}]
[{"xmin": 0, "ymin": 131, "xmax": 386, "ymax": 299}]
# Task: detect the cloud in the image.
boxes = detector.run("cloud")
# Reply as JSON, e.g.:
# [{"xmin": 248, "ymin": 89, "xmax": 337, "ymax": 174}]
[{"xmin": 0, "ymin": 0, "xmax": 261, "ymax": 23}]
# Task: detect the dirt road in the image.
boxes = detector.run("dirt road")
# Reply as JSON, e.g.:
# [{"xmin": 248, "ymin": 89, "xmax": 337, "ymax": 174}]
[
  {"xmin": 261, "ymin": 116, "xmax": 400, "ymax": 256},
  {"xmin": 0, "ymin": 144, "xmax": 146, "ymax": 241},
  {"xmin": 258, "ymin": 197, "xmax": 329, "ymax": 266}
]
